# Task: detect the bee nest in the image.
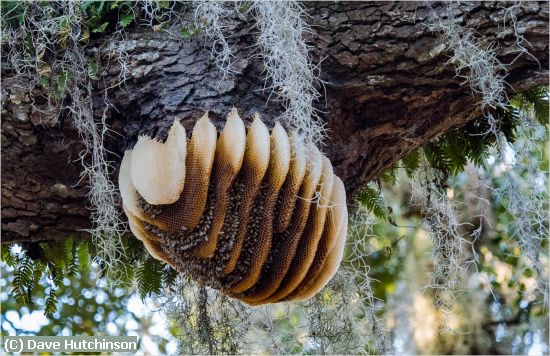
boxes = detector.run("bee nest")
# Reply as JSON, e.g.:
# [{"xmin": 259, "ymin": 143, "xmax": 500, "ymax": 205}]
[{"xmin": 119, "ymin": 108, "xmax": 348, "ymax": 305}]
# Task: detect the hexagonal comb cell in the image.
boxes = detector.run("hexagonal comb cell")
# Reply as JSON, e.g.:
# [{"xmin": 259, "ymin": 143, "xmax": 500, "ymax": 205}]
[{"xmin": 119, "ymin": 109, "xmax": 348, "ymax": 305}]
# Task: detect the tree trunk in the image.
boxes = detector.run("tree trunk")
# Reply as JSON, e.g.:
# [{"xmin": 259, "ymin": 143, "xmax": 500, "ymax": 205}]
[{"xmin": 2, "ymin": 1, "xmax": 548, "ymax": 244}]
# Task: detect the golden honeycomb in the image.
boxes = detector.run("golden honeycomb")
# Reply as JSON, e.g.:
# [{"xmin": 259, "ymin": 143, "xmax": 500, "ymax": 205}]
[{"xmin": 119, "ymin": 108, "xmax": 347, "ymax": 305}]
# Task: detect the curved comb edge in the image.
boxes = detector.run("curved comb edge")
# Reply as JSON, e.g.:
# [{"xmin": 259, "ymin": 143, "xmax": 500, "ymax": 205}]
[
  {"xmin": 224, "ymin": 121, "xmax": 291, "ymax": 293},
  {"xmin": 123, "ymin": 204, "xmax": 172, "ymax": 264},
  {"xmin": 288, "ymin": 216, "xmax": 347, "ymax": 303},
  {"xmin": 131, "ymin": 120, "xmax": 187, "ymax": 205},
  {"xmin": 175, "ymin": 113, "xmax": 218, "ymax": 230},
  {"xmin": 192, "ymin": 108, "xmax": 247, "ymax": 258},
  {"xmin": 239, "ymin": 144, "xmax": 324, "ymax": 305},
  {"xmin": 282, "ymin": 175, "xmax": 348, "ymax": 301},
  {"xmin": 223, "ymin": 115, "xmax": 271, "ymax": 274},
  {"xmin": 264, "ymin": 156, "xmax": 335, "ymax": 303}
]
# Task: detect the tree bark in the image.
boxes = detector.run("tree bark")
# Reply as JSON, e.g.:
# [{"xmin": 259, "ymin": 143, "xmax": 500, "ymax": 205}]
[{"xmin": 2, "ymin": 1, "xmax": 548, "ymax": 244}]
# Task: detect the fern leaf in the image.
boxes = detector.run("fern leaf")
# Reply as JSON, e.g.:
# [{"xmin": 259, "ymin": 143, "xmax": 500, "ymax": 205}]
[
  {"xmin": 64, "ymin": 238, "xmax": 78, "ymax": 277},
  {"xmin": 356, "ymin": 185, "xmax": 387, "ymax": 220},
  {"xmin": 380, "ymin": 167, "xmax": 397, "ymax": 185},
  {"xmin": 32, "ymin": 261, "xmax": 45, "ymax": 286},
  {"xmin": 119, "ymin": 12, "xmax": 134, "ymax": 28},
  {"xmin": 1, "ymin": 245, "xmax": 15, "ymax": 267},
  {"xmin": 459, "ymin": 116, "xmax": 498, "ymax": 166},
  {"xmin": 78, "ymin": 241, "xmax": 91, "ymax": 276},
  {"xmin": 519, "ymin": 87, "xmax": 549, "ymax": 126},
  {"xmin": 401, "ymin": 149, "xmax": 420, "ymax": 177},
  {"xmin": 42, "ymin": 241, "xmax": 68, "ymax": 271},
  {"xmin": 499, "ymin": 107, "xmax": 518, "ymax": 144},
  {"xmin": 532, "ymin": 93, "xmax": 549, "ymax": 126},
  {"xmin": 92, "ymin": 22, "xmax": 109, "ymax": 33},
  {"xmin": 423, "ymin": 143, "xmax": 452, "ymax": 175},
  {"xmin": 47, "ymin": 261, "xmax": 64, "ymax": 289},
  {"xmin": 162, "ymin": 266, "xmax": 178, "ymax": 289},
  {"xmin": 443, "ymin": 133, "xmax": 468, "ymax": 175},
  {"xmin": 44, "ymin": 288, "xmax": 58, "ymax": 319},
  {"xmin": 463, "ymin": 134, "xmax": 490, "ymax": 166},
  {"xmin": 63, "ymin": 239, "xmax": 72, "ymax": 266},
  {"xmin": 136, "ymin": 257, "xmax": 163, "ymax": 299},
  {"xmin": 13, "ymin": 257, "xmax": 34, "ymax": 304},
  {"xmin": 64, "ymin": 239, "xmax": 75, "ymax": 276}
]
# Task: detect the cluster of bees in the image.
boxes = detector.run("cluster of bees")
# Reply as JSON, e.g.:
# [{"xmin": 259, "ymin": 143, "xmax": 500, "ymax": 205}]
[{"xmin": 119, "ymin": 109, "xmax": 347, "ymax": 305}]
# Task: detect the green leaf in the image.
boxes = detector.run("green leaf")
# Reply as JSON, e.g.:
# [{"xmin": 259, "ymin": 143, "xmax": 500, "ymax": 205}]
[
  {"xmin": 180, "ymin": 26, "xmax": 192, "ymax": 39},
  {"xmin": 239, "ymin": 3, "xmax": 251, "ymax": 14},
  {"xmin": 2, "ymin": 1, "xmax": 27, "ymax": 27},
  {"xmin": 26, "ymin": 260, "xmax": 45, "ymax": 308},
  {"xmin": 119, "ymin": 12, "xmax": 134, "ymax": 28},
  {"xmin": 64, "ymin": 238, "xmax": 78, "ymax": 277},
  {"xmin": 180, "ymin": 25, "xmax": 199, "ymax": 39},
  {"xmin": 499, "ymin": 107, "xmax": 518, "ymax": 144},
  {"xmin": 47, "ymin": 261, "xmax": 63, "ymax": 289},
  {"xmin": 443, "ymin": 133, "xmax": 468, "ymax": 175},
  {"xmin": 87, "ymin": 60, "xmax": 99, "ymax": 80},
  {"xmin": 533, "ymin": 95, "xmax": 549, "ymax": 126},
  {"xmin": 81, "ymin": 1, "xmax": 94, "ymax": 12},
  {"xmin": 13, "ymin": 257, "xmax": 34, "ymax": 304},
  {"xmin": 64, "ymin": 239, "xmax": 73, "ymax": 265},
  {"xmin": 54, "ymin": 71, "xmax": 74, "ymax": 98},
  {"xmin": 92, "ymin": 22, "xmax": 109, "ymax": 33},
  {"xmin": 521, "ymin": 87, "xmax": 549, "ymax": 126},
  {"xmin": 380, "ymin": 167, "xmax": 397, "ymax": 185},
  {"xmin": 38, "ymin": 75, "xmax": 50, "ymax": 88},
  {"xmin": 32, "ymin": 261, "xmax": 45, "ymax": 287},
  {"xmin": 78, "ymin": 241, "xmax": 91, "ymax": 276},
  {"xmin": 1, "ymin": 246, "xmax": 15, "ymax": 267},
  {"xmin": 44, "ymin": 288, "xmax": 58, "ymax": 319},
  {"xmin": 162, "ymin": 266, "xmax": 178, "ymax": 289},
  {"xmin": 423, "ymin": 143, "xmax": 452, "ymax": 175},
  {"xmin": 136, "ymin": 257, "xmax": 163, "ymax": 299},
  {"xmin": 356, "ymin": 185, "xmax": 388, "ymax": 220},
  {"xmin": 401, "ymin": 149, "xmax": 420, "ymax": 177}
]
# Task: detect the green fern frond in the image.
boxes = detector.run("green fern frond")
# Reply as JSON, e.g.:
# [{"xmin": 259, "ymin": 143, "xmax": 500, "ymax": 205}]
[
  {"xmin": 516, "ymin": 86, "xmax": 549, "ymax": 126},
  {"xmin": 443, "ymin": 133, "xmax": 468, "ymax": 175},
  {"xmin": 44, "ymin": 288, "xmax": 58, "ymax": 319},
  {"xmin": 463, "ymin": 134, "xmax": 490, "ymax": 166},
  {"xmin": 63, "ymin": 239, "xmax": 73, "ymax": 266},
  {"xmin": 13, "ymin": 257, "xmax": 34, "ymax": 304},
  {"xmin": 78, "ymin": 241, "xmax": 91, "ymax": 276},
  {"xmin": 63, "ymin": 239, "xmax": 77, "ymax": 277},
  {"xmin": 356, "ymin": 185, "xmax": 388, "ymax": 220},
  {"xmin": 1, "ymin": 245, "xmax": 16, "ymax": 267},
  {"xmin": 401, "ymin": 149, "xmax": 420, "ymax": 177},
  {"xmin": 531, "ymin": 88, "xmax": 549, "ymax": 126},
  {"xmin": 119, "ymin": 12, "xmax": 135, "ymax": 28},
  {"xmin": 380, "ymin": 167, "xmax": 398, "ymax": 185},
  {"xmin": 46, "ymin": 261, "xmax": 64, "ymax": 289},
  {"xmin": 32, "ymin": 261, "xmax": 45, "ymax": 287},
  {"xmin": 499, "ymin": 107, "xmax": 519, "ymax": 144},
  {"xmin": 459, "ymin": 116, "xmax": 499, "ymax": 165},
  {"xmin": 41, "ymin": 241, "xmax": 68, "ymax": 272},
  {"xmin": 162, "ymin": 266, "xmax": 178, "ymax": 289},
  {"xmin": 136, "ymin": 257, "xmax": 163, "ymax": 299},
  {"xmin": 423, "ymin": 142, "xmax": 453, "ymax": 175}
]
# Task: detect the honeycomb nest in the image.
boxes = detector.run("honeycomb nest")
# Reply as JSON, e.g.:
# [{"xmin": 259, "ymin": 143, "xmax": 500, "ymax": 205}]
[{"xmin": 119, "ymin": 109, "xmax": 348, "ymax": 305}]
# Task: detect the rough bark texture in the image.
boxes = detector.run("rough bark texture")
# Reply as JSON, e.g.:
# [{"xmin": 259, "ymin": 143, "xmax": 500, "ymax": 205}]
[{"xmin": 2, "ymin": 2, "xmax": 548, "ymax": 244}]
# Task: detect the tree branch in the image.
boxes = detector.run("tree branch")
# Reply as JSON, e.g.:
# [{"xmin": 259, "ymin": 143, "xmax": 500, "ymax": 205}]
[{"xmin": 2, "ymin": 1, "xmax": 548, "ymax": 244}]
